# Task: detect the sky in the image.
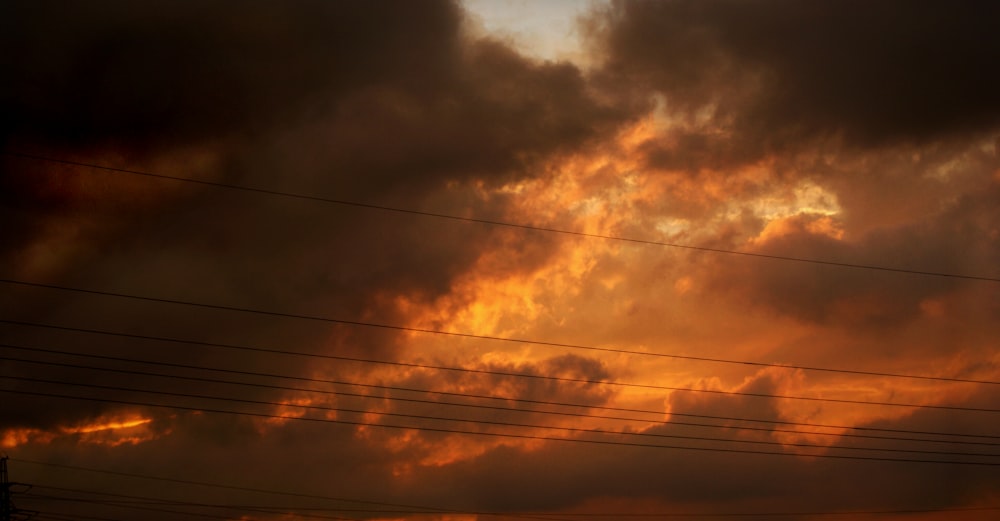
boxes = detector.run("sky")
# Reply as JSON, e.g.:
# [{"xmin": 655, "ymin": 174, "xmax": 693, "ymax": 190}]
[{"xmin": 1, "ymin": 1, "xmax": 999, "ymax": 520}]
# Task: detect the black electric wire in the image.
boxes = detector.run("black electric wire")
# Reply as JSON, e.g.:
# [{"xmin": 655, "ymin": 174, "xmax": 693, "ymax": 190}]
[
  {"xmin": 7, "ymin": 344, "xmax": 998, "ymax": 447},
  {"xmin": 5, "ymin": 151, "xmax": 998, "ymax": 284},
  {"xmin": 17, "ymin": 469, "xmax": 1000, "ymax": 519},
  {"xmin": 2, "ymin": 388, "xmax": 998, "ymax": 466},
  {"xmin": 2, "ymin": 282, "xmax": 997, "ymax": 387},
  {"xmin": 6, "ymin": 369, "xmax": 999, "ymax": 460},
  {"xmin": 10, "ymin": 372, "xmax": 997, "ymax": 459},
  {"xmin": 4, "ymin": 321, "xmax": 999, "ymax": 440},
  {"xmin": 13, "ymin": 460, "xmax": 570, "ymax": 521},
  {"xmin": 0, "ymin": 323, "xmax": 995, "ymax": 415},
  {"xmin": 0, "ymin": 278, "xmax": 1000, "ymax": 385}
]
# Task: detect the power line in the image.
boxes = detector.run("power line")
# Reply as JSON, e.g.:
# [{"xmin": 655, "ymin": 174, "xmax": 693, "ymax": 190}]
[
  {"xmin": 33, "ymin": 512, "xmax": 132, "ymax": 521},
  {"xmin": 13, "ymin": 460, "xmax": 588, "ymax": 521},
  {"xmin": 19, "ymin": 492, "xmax": 361, "ymax": 521},
  {"xmin": 22, "ymin": 490, "xmax": 1000, "ymax": 519},
  {"xmin": 16, "ymin": 465, "xmax": 1000, "ymax": 519},
  {"xmin": 0, "ymin": 326, "xmax": 995, "ymax": 417},
  {"xmin": 2, "ymin": 280, "xmax": 998, "ymax": 388},
  {"xmin": 8, "ymin": 343, "xmax": 998, "ymax": 446},
  {"xmin": 6, "ymin": 367, "xmax": 997, "ymax": 459},
  {"xmin": 5, "ymin": 151, "xmax": 999, "ymax": 283},
  {"xmin": 4, "ymin": 321, "xmax": 996, "ymax": 441},
  {"xmin": 5, "ymin": 151, "xmax": 999, "ymax": 516},
  {"xmin": 3, "ymin": 388, "xmax": 998, "ymax": 466},
  {"xmin": 11, "ymin": 373, "xmax": 998, "ymax": 459},
  {"xmin": 26, "ymin": 497, "xmax": 258, "ymax": 521}
]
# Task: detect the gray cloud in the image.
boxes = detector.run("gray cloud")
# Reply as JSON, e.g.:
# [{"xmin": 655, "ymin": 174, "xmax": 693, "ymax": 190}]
[
  {"xmin": 0, "ymin": 0, "xmax": 636, "ymax": 431},
  {"xmin": 592, "ymin": 0, "xmax": 1000, "ymax": 154},
  {"xmin": 2, "ymin": 2, "xmax": 999, "ymax": 520},
  {"xmin": 696, "ymin": 180, "xmax": 1000, "ymax": 328}
]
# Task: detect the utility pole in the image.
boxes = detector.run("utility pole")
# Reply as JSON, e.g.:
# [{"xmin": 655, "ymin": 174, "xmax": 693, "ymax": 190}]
[
  {"xmin": 0, "ymin": 458, "xmax": 33, "ymax": 521},
  {"xmin": 1, "ymin": 456, "xmax": 10, "ymax": 521}
]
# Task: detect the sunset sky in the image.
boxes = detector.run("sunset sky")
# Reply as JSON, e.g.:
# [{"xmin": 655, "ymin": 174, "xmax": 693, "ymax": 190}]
[{"xmin": 2, "ymin": 1, "xmax": 1000, "ymax": 520}]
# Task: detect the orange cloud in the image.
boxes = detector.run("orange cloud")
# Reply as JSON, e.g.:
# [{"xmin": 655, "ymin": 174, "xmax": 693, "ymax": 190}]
[{"xmin": 3, "ymin": 414, "xmax": 157, "ymax": 448}]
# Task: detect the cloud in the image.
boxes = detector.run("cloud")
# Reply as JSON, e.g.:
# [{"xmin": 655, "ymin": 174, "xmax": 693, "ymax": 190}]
[
  {"xmin": 396, "ymin": 369, "xmax": 1000, "ymax": 516},
  {"xmin": 2, "ymin": 2, "xmax": 1000, "ymax": 520},
  {"xmin": 0, "ymin": 0, "xmax": 637, "ymax": 433},
  {"xmin": 0, "ymin": 0, "xmax": 462, "ymax": 148},
  {"xmin": 591, "ymin": 0, "xmax": 1000, "ymax": 153},
  {"xmin": 697, "ymin": 180, "xmax": 1000, "ymax": 327}
]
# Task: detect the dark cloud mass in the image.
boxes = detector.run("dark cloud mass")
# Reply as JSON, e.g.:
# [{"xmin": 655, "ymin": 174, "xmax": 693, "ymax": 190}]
[
  {"xmin": 595, "ymin": 0, "xmax": 1000, "ymax": 150},
  {"xmin": 0, "ymin": 0, "xmax": 632, "ymax": 430},
  {"xmin": 0, "ymin": 0, "xmax": 460, "ymax": 147},
  {"xmin": 587, "ymin": 0, "xmax": 1000, "ymax": 332},
  {"xmin": 2, "ymin": 1, "xmax": 999, "ymax": 521}
]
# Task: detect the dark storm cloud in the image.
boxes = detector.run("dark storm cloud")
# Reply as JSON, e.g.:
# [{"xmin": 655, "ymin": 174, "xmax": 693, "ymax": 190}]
[
  {"xmin": 5, "ymin": 2, "xmax": 998, "ymax": 519},
  {"xmin": 1, "ymin": 0, "xmax": 629, "ymax": 190},
  {"xmin": 397, "ymin": 379, "xmax": 1000, "ymax": 516},
  {"xmin": 0, "ymin": 0, "xmax": 636, "ymax": 431},
  {"xmin": 16, "ymin": 366, "xmax": 999, "ymax": 519},
  {"xmin": 324, "ymin": 353, "xmax": 618, "ymax": 467},
  {"xmin": 698, "ymin": 180, "xmax": 1000, "ymax": 327},
  {"xmin": 0, "ymin": 0, "xmax": 460, "ymax": 148},
  {"xmin": 667, "ymin": 369, "xmax": 790, "ymax": 427},
  {"xmin": 592, "ymin": 0, "xmax": 1000, "ymax": 158},
  {"xmin": 384, "ymin": 353, "xmax": 615, "ymax": 422},
  {"xmin": 243, "ymin": 37, "xmax": 631, "ymax": 200}
]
